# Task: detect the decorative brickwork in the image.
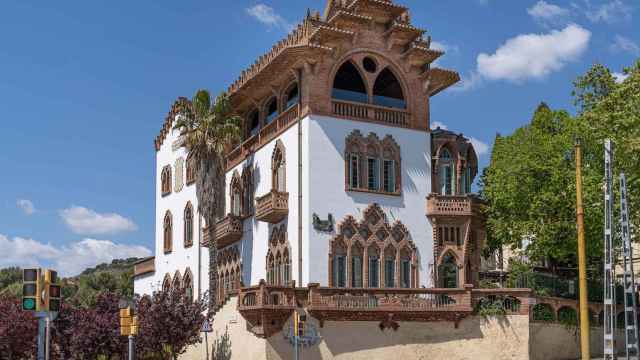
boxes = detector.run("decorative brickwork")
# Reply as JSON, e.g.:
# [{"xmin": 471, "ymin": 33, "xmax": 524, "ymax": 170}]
[
  {"xmin": 163, "ymin": 211, "xmax": 173, "ymax": 253},
  {"xmin": 184, "ymin": 202, "xmax": 194, "ymax": 248},
  {"xmin": 216, "ymin": 245, "xmax": 242, "ymax": 306},
  {"xmin": 344, "ymin": 130, "xmax": 401, "ymax": 195},
  {"xmin": 161, "ymin": 165, "xmax": 172, "ymax": 196},
  {"xmin": 266, "ymin": 225, "xmax": 291, "ymax": 286},
  {"xmin": 329, "ymin": 203, "xmax": 418, "ymax": 288}
]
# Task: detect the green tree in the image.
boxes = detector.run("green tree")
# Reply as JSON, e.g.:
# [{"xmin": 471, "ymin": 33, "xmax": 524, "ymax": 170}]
[
  {"xmin": 173, "ymin": 91, "xmax": 242, "ymax": 309},
  {"xmin": 481, "ymin": 103, "xmax": 603, "ymax": 268}
]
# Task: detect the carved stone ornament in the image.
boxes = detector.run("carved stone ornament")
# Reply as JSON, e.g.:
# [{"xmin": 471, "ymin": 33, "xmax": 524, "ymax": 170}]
[
  {"xmin": 312, "ymin": 213, "xmax": 334, "ymax": 232},
  {"xmin": 174, "ymin": 157, "xmax": 184, "ymax": 193}
]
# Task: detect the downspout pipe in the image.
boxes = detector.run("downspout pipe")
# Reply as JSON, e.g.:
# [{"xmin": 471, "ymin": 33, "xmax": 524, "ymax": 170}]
[{"xmin": 297, "ymin": 68, "xmax": 303, "ymax": 286}]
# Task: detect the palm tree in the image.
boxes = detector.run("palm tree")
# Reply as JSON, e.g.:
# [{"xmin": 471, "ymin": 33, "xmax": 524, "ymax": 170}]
[{"xmin": 173, "ymin": 90, "xmax": 242, "ymax": 310}]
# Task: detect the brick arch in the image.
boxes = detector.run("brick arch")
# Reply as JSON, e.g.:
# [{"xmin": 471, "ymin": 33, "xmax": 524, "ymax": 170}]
[
  {"xmin": 217, "ymin": 245, "xmax": 242, "ymax": 304},
  {"xmin": 271, "ymin": 139, "xmax": 286, "ymax": 192},
  {"xmin": 329, "ymin": 203, "xmax": 418, "ymax": 288},
  {"xmin": 162, "ymin": 273, "xmax": 171, "ymax": 292},
  {"xmin": 328, "ymin": 49, "xmax": 413, "ymax": 110},
  {"xmin": 266, "ymin": 224, "xmax": 291, "ymax": 285},
  {"xmin": 172, "ymin": 270, "xmax": 182, "ymax": 290},
  {"xmin": 230, "ymin": 170, "xmax": 242, "ymax": 216}
]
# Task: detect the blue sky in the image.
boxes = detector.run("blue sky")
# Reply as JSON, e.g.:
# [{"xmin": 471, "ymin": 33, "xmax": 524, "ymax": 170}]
[{"xmin": 0, "ymin": 0, "xmax": 637, "ymax": 275}]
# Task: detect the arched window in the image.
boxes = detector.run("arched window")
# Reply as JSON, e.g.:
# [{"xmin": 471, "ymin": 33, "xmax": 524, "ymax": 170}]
[
  {"xmin": 331, "ymin": 240, "xmax": 347, "ymax": 288},
  {"xmin": 383, "ymin": 246, "xmax": 396, "ymax": 288},
  {"xmin": 439, "ymin": 149, "xmax": 455, "ymax": 196},
  {"xmin": 248, "ymin": 110, "xmax": 260, "ymax": 137},
  {"xmin": 172, "ymin": 271, "xmax": 182, "ymax": 292},
  {"xmin": 332, "ymin": 61, "xmax": 368, "ymax": 103},
  {"xmin": 266, "ymin": 225, "xmax": 290, "ymax": 285},
  {"xmin": 161, "ymin": 166, "xmax": 172, "ymax": 195},
  {"xmin": 284, "ymin": 83, "xmax": 299, "ymax": 110},
  {"xmin": 186, "ymin": 155, "xmax": 196, "ymax": 185},
  {"xmin": 373, "ymin": 68, "xmax": 406, "ymax": 109},
  {"xmin": 351, "ymin": 243, "xmax": 364, "ymax": 288},
  {"xmin": 400, "ymin": 248, "xmax": 412, "ymax": 288},
  {"xmin": 162, "ymin": 274, "xmax": 171, "ymax": 293},
  {"xmin": 272, "ymin": 141, "xmax": 286, "ymax": 192},
  {"xmin": 230, "ymin": 173, "xmax": 242, "ymax": 216},
  {"xmin": 368, "ymin": 245, "xmax": 380, "ymax": 288},
  {"xmin": 163, "ymin": 211, "xmax": 173, "ymax": 253},
  {"xmin": 184, "ymin": 203, "xmax": 194, "ymax": 247},
  {"xmin": 264, "ymin": 97, "xmax": 278, "ymax": 125},
  {"xmin": 242, "ymin": 167, "xmax": 254, "ymax": 216},
  {"xmin": 345, "ymin": 131, "xmax": 401, "ymax": 194},
  {"xmin": 439, "ymin": 253, "xmax": 458, "ymax": 288},
  {"xmin": 183, "ymin": 269, "xmax": 194, "ymax": 301}
]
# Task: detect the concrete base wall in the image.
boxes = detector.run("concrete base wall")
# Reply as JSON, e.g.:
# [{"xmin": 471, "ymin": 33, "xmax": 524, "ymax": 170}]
[{"xmin": 180, "ymin": 296, "xmax": 624, "ymax": 360}]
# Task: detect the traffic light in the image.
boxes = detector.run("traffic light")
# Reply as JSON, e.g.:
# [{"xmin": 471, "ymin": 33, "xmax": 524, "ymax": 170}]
[
  {"xmin": 43, "ymin": 270, "xmax": 60, "ymax": 312},
  {"xmin": 22, "ymin": 269, "xmax": 39, "ymax": 311},
  {"xmin": 48, "ymin": 284, "xmax": 61, "ymax": 312},
  {"xmin": 298, "ymin": 314, "xmax": 306, "ymax": 337},
  {"xmin": 131, "ymin": 316, "xmax": 139, "ymax": 336},
  {"xmin": 120, "ymin": 307, "xmax": 133, "ymax": 336}
]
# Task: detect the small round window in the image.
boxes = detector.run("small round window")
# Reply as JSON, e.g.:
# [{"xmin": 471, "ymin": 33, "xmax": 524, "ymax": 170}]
[{"xmin": 362, "ymin": 57, "xmax": 377, "ymax": 73}]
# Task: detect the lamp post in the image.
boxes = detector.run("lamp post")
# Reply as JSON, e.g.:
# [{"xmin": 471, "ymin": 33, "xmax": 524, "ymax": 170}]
[{"xmin": 575, "ymin": 140, "xmax": 591, "ymax": 359}]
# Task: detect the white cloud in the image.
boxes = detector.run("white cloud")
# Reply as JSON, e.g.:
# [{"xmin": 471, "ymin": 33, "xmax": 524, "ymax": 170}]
[
  {"xmin": 246, "ymin": 4, "xmax": 293, "ymax": 31},
  {"xmin": 17, "ymin": 199, "xmax": 35, "ymax": 215},
  {"xmin": 0, "ymin": 234, "xmax": 151, "ymax": 276},
  {"xmin": 610, "ymin": 35, "xmax": 640, "ymax": 56},
  {"xmin": 430, "ymin": 121, "xmax": 448, "ymax": 130},
  {"xmin": 477, "ymin": 24, "xmax": 591, "ymax": 83},
  {"xmin": 528, "ymin": 1, "xmax": 571, "ymax": 27},
  {"xmin": 470, "ymin": 137, "xmax": 490, "ymax": 156},
  {"xmin": 60, "ymin": 206, "xmax": 138, "ymax": 235},
  {"xmin": 583, "ymin": 0, "xmax": 632, "ymax": 23},
  {"xmin": 613, "ymin": 72, "xmax": 629, "ymax": 83}
]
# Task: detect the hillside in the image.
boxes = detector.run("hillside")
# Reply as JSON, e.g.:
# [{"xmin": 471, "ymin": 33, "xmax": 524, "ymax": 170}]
[{"xmin": 0, "ymin": 257, "xmax": 141, "ymax": 307}]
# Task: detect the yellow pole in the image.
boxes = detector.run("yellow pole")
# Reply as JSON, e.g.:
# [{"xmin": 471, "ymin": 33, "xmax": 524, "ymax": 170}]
[{"xmin": 575, "ymin": 141, "xmax": 590, "ymax": 359}]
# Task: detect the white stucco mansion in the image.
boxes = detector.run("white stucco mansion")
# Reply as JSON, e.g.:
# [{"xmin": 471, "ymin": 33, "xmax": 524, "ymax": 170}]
[{"xmin": 134, "ymin": 0, "xmax": 486, "ymax": 332}]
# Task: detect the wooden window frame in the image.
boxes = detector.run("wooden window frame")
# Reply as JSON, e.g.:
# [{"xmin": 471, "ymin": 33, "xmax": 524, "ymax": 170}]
[
  {"xmin": 161, "ymin": 165, "xmax": 172, "ymax": 196},
  {"xmin": 163, "ymin": 211, "xmax": 173, "ymax": 253},
  {"xmin": 344, "ymin": 131, "xmax": 401, "ymax": 196},
  {"xmin": 184, "ymin": 202, "xmax": 194, "ymax": 248}
]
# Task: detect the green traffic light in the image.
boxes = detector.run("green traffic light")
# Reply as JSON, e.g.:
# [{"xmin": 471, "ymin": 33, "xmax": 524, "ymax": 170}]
[
  {"xmin": 49, "ymin": 299, "xmax": 60, "ymax": 312},
  {"xmin": 23, "ymin": 298, "xmax": 36, "ymax": 311}
]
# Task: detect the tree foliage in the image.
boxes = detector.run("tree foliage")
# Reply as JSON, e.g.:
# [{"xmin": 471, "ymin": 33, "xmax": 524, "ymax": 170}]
[
  {"xmin": 0, "ymin": 296, "xmax": 38, "ymax": 360},
  {"xmin": 137, "ymin": 290, "xmax": 208, "ymax": 360},
  {"xmin": 173, "ymin": 90, "xmax": 242, "ymax": 309},
  {"xmin": 482, "ymin": 60, "xmax": 640, "ymax": 270}
]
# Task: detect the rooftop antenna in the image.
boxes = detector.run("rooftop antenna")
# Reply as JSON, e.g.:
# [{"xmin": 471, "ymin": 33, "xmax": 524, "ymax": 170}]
[
  {"xmin": 620, "ymin": 171, "xmax": 639, "ymax": 359},
  {"xmin": 603, "ymin": 139, "xmax": 616, "ymax": 359}
]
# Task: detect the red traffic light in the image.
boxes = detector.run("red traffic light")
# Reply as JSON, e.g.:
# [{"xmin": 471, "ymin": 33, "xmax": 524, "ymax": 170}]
[
  {"xmin": 49, "ymin": 284, "xmax": 61, "ymax": 298},
  {"xmin": 23, "ymin": 269, "xmax": 38, "ymax": 282}
]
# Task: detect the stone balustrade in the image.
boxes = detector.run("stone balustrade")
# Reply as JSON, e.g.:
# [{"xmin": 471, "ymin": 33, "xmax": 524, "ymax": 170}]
[{"xmin": 255, "ymin": 190, "xmax": 289, "ymax": 223}]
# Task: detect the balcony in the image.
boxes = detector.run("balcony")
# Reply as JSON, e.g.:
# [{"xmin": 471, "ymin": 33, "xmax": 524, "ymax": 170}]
[
  {"xmin": 237, "ymin": 281, "xmax": 297, "ymax": 338},
  {"xmin": 225, "ymin": 104, "xmax": 299, "ymax": 171},
  {"xmin": 255, "ymin": 190, "xmax": 289, "ymax": 223},
  {"xmin": 215, "ymin": 215, "xmax": 243, "ymax": 249},
  {"xmin": 331, "ymin": 99, "xmax": 410, "ymax": 128},
  {"xmin": 307, "ymin": 284, "xmax": 473, "ymax": 326},
  {"xmin": 426, "ymin": 194, "xmax": 482, "ymax": 217},
  {"xmin": 133, "ymin": 257, "xmax": 155, "ymax": 277}
]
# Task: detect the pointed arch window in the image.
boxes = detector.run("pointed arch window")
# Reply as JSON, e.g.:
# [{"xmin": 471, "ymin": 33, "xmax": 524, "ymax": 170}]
[
  {"xmin": 242, "ymin": 167, "xmax": 254, "ymax": 216},
  {"xmin": 330, "ymin": 205, "xmax": 418, "ymax": 289},
  {"xmin": 439, "ymin": 149, "xmax": 455, "ymax": 196},
  {"xmin": 264, "ymin": 97, "xmax": 278, "ymax": 125},
  {"xmin": 272, "ymin": 142, "xmax": 286, "ymax": 192},
  {"xmin": 162, "ymin": 274, "xmax": 171, "ymax": 293},
  {"xmin": 161, "ymin": 166, "xmax": 172, "ymax": 196},
  {"xmin": 248, "ymin": 110, "xmax": 260, "ymax": 138},
  {"xmin": 186, "ymin": 155, "xmax": 196, "ymax": 185},
  {"xmin": 285, "ymin": 83, "xmax": 299, "ymax": 110},
  {"xmin": 163, "ymin": 211, "xmax": 173, "ymax": 253},
  {"xmin": 439, "ymin": 253, "xmax": 458, "ymax": 288},
  {"xmin": 230, "ymin": 173, "xmax": 242, "ymax": 216},
  {"xmin": 332, "ymin": 61, "xmax": 368, "ymax": 103},
  {"xmin": 373, "ymin": 68, "xmax": 406, "ymax": 109},
  {"xmin": 183, "ymin": 270, "xmax": 194, "ymax": 301},
  {"xmin": 345, "ymin": 131, "xmax": 401, "ymax": 195},
  {"xmin": 184, "ymin": 203, "xmax": 194, "ymax": 247},
  {"xmin": 266, "ymin": 225, "xmax": 291, "ymax": 285}
]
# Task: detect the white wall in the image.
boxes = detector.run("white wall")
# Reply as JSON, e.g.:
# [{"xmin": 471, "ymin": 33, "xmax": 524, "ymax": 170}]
[
  {"xmin": 304, "ymin": 115, "xmax": 433, "ymax": 287},
  {"xmin": 225, "ymin": 123, "xmax": 301, "ymax": 286},
  {"xmin": 134, "ymin": 122, "xmax": 208, "ymax": 299}
]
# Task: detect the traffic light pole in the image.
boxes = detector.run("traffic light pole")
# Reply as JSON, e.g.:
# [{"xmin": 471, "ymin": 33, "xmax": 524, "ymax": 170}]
[
  {"xmin": 45, "ymin": 316, "xmax": 51, "ymax": 360},
  {"xmin": 128, "ymin": 335, "xmax": 135, "ymax": 360},
  {"xmin": 37, "ymin": 316, "xmax": 46, "ymax": 360}
]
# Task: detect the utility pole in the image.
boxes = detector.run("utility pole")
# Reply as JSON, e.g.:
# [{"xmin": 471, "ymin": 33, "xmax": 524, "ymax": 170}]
[
  {"xmin": 619, "ymin": 172, "xmax": 639, "ymax": 359},
  {"xmin": 575, "ymin": 140, "xmax": 591, "ymax": 359},
  {"xmin": 603, "ymin": 139, "xmax": 617, "ymax": 359}
]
